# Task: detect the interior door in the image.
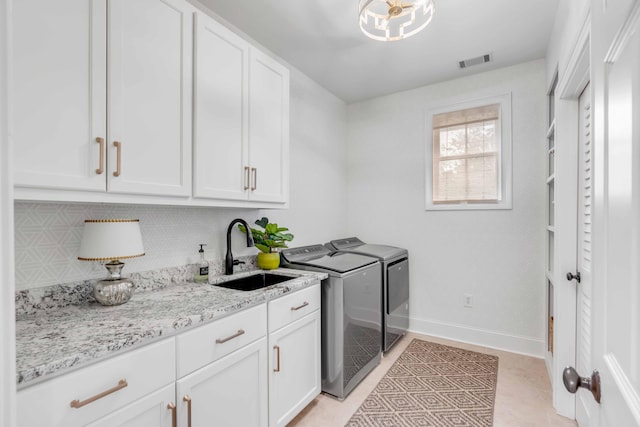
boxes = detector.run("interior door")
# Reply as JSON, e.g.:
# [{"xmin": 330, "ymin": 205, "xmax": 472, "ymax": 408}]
[
  {"xmin": 575, "ymin": 82, "xmax": 596, "ymax": 426},
  {"xmin": 590, "ymin": 1, "xmax": 640, "ymax": 425}
]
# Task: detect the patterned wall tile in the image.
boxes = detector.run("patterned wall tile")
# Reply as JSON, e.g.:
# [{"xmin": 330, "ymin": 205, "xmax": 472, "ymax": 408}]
[{"xmin": 14, "ymin": 202, "xmax": 261, "ymax": 290}]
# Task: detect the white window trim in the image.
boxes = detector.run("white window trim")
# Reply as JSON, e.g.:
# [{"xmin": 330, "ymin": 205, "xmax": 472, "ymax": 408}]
[{"xmin": 425, "ymin": 93, "xmax": 513, "ymax": 211}]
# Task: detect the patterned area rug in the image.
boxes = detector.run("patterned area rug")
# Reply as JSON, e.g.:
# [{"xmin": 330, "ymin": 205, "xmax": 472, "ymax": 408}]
[{"xmin": 346, "ymin": 339, "xmax": 499, "ymax": 427}]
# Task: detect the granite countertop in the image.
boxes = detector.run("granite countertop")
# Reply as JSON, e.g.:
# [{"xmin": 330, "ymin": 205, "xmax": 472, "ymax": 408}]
[{"xmin": 15, "ymin": 268, "xmax": 326, "ymax": 389}]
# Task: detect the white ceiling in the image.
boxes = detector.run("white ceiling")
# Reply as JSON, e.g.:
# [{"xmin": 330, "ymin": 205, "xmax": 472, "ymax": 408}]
[{"xmin": 198, "ymin": 0, "xmax": 559, "ymax": 103}]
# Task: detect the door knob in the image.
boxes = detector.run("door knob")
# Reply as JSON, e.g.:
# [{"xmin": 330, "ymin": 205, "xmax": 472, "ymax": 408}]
[
  {"xmin": 566, "ymin": 271, "xmax": 581, "ymax": 283},
  {"xmin": 562, "ymin": 366, "xmax": 601, "ymax": 403}
]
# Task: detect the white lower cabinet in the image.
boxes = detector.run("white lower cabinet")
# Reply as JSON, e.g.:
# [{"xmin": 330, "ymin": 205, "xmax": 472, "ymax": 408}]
[
  {"xmin": 86, "ymin": 384, "xmax": 175, "ymax": 427},
  {"xmin": 268, "ymin": 284, "xmax": 322, "ymax": 427},
  {"xmin": 174, "ymin": 303, "xmax": 268, "ymax": 427},
  {"xmin": 269, "ymin": 312, "xmax": 321, "ymax": 427},
  {"xmin": 18, "ymin": 284, "xmax": 322, "ymax": 427},
  {"xmin": 176, "ymin": 337, "xmax": 269, "ymax": 427},
  {"xmin": 17, "ymin": 338, "xmax": 176, "ymax": 427}
]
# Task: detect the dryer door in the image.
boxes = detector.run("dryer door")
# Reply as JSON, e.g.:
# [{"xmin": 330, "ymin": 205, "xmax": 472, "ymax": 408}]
[{"xmin": 386, "ymin": 258, "xmax": 409, "ymax": 348}]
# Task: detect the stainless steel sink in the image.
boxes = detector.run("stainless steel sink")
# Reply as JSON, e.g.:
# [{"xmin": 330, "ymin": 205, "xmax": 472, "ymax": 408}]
[{"xmin": 215, "ymin": 273, "xmax": 297, "ymax": 291}]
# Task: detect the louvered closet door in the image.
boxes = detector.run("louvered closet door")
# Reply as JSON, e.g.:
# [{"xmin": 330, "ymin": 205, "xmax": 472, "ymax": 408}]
[{"xmin": 575, "ymin": 82, "xmax": 595, "ymax": 426}]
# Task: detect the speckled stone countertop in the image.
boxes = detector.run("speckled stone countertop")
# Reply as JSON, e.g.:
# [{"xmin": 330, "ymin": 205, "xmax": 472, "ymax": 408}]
[{"xmin": 15, "ymin": 268, "xmax": 326, "ymax": 389}]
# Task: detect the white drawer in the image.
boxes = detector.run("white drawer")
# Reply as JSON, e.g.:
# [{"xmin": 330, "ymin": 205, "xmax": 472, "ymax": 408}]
[
  {"xmin": 268, "ymin": 283, "xmax": 321, "ymax": 333},
  {"xmin": 17, "ymin": 338, "xmax": 175, "ymax": 427},
  {"xmin": 176, "ymin": 303, "xmax": 267, "ymax": 378}
]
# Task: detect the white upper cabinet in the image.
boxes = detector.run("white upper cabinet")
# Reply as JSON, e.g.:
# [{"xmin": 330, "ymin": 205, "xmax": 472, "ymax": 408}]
[
  {"xmin": 13, "ymin": 0, "xmax": 193, "ymax": 197},
  {"xmin": 13, "ymin": 1, "xmax": 288, "ymax": 207},
  {"xmin": 106, "ymin": 0, "xmax": 192, "ymax": 196},
  {"xmin": 248, "ymin": 50, "xmax": 290, "ymax": 204},
  {"xmin": 192, "ymin": 12, "xmax": 249, "ymax": 201},
  {"xmin": 193, "ymin": 12, "xmax": 289, "ymax": 205},
  {"xmin": 13, "ymin": 0, "xmax": 107, "ymax": 192}
]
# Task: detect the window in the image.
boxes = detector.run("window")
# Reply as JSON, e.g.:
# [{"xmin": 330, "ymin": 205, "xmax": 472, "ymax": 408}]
[{"xmin": 425, "ymin": 94, "xmax": 512, "ymax": 210}]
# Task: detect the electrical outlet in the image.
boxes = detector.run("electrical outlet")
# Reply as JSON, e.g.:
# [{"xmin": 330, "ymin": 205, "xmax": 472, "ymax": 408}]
[{"xmin": 464, "ymin": 293, "xmax": 473, "ymax": 308}]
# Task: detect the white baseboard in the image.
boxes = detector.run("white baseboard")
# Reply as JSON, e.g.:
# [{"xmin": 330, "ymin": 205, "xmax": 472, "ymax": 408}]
[{"xmin": 409, "ymin": 316, "xmax": 545, "ymax": 358}]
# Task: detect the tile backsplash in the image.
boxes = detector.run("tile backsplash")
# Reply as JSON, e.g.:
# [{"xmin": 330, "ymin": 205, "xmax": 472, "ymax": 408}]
[{"xmin": 14, "ymin": 202, "xmax": 261, "ymax": 290}]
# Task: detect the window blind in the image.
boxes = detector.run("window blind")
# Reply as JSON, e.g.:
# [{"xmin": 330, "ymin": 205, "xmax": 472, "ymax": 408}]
[{"xmin": 432, "ymin": 103, "xmax": 500, "ymax": 203}]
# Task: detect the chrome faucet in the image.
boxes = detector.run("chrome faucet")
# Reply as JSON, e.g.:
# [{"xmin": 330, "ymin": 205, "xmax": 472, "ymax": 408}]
[{"xmin": 225, "ymin": 218, "xmax": 255, "ymax": 275}]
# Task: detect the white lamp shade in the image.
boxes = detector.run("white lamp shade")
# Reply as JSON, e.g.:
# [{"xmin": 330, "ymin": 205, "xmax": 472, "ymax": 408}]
[{"xmin": 78, "ymin": 219, "xmax": 145, "ymax": 261}]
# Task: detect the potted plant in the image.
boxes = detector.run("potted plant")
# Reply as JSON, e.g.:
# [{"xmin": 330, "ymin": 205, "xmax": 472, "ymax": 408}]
[{"xmin": 238, "ymin": 217, "xmax": 294, "ymax": 270}]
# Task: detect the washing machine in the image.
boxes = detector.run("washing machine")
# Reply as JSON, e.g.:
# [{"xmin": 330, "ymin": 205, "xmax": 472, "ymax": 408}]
[
  {"xmin": 327, "ymin": 237, "xmax": 409, "ymax": 352},
  {"xmin": 280, "ymin": 244, "xmax": 382, "ymax": 400}
]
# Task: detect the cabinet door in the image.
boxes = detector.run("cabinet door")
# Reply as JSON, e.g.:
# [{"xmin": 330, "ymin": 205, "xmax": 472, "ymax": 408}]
[
  {"xmin": 192, "ymin": 12, "xmax": 249, "ymax": 201},
  {"xmin": 269, "ymin": 311, "xmax": 321, "ymax": 427},
  {"xmin": 107, "ymin": 0, "xmax": 192, "ymax": 197},
  {"xmin": 176, "ymin": 337, "xmax": 268, "ymax": 427},
  {"xmin": 86, "ymin": 384, "xmax": 174, "ymax": 427},
  {"xmin": 13, "ymin": 0, "xmax": 107, "ymax": 191},
  {"xmin": 248, "ymin": 49, "xmax": 289, "ymax": 203}
]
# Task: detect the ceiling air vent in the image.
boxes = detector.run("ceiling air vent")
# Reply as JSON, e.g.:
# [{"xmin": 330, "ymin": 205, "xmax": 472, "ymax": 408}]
[{"xmin": 458, "ymin": 54, "xmax": 492, "ymax": 69}]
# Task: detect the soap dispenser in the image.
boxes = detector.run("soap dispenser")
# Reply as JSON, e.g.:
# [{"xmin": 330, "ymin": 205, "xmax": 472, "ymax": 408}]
[{"xmin": 195, "ymin": 244, "xmax": 209, "ymax": 283}]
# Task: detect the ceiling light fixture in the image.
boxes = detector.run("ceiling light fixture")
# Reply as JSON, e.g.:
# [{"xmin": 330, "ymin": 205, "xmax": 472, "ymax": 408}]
[{"xmin": 359, "ymin": 0, "xmax": 435, "ymax": 42}]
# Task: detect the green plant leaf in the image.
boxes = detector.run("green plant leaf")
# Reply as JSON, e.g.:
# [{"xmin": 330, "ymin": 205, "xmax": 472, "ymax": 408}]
[
  {"xmin": 255, "ymin": 243, "xmax": 270, "ymax": 253},
  {"xmin": 265, "ymin": 223, "xmax": 279, "ymax": 234},
  {"xmin": 255, "ymin": 217, "xmax": 269, "ymax": 228},
  {"xmin": 244, "ymin": 217, "xmax": 294, "ymax": 251}
]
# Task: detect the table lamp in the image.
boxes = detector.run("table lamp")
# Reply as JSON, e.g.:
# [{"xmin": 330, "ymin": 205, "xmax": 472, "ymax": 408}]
[{"xmin": 78, "ymin": 219, "xmax": 145, "ymax": 306}]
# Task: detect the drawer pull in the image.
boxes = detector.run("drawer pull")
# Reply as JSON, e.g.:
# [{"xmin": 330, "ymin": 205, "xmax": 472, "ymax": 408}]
[
  {"xmin": 274, "ymin": 345, "xmax": 281, "ymax": 372},
  {"xmin": 183, "ymin": 395, "xmax": 192, "ymax": 427},
  {"xmin": 113, "ymin": 141, "xmax": 122, "ymax": 177},
  {"xmin": 291, "ymin": 301, "xmax": 309, "ymax": 311},
  {"xmin": 215, "ymin": 329, "xmax": 245, "ymax": 344},
  {"xmin": 70, "ymin": 379, "xmax": 128, "ymax": 408},
  {"xmin": 168, "ymin": 402, "xmax": 177, "ymax": 427},
  {"xmin": 95, "ymin": 137, "xmax": 105, "ymax": 174}
]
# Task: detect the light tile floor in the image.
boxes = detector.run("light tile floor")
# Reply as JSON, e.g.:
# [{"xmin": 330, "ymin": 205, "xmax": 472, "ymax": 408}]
[{"xmin": 289, "ymin": 332, "xmax": 578, "ymax": 427}]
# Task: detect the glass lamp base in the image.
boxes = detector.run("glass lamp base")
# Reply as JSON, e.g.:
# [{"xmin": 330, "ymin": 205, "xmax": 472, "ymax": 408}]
[
  {"xmin": 94, "ymin": 278, "xmax": 134, "ymax": 306},
  {"xmin": 94, "ymin": 261, "xmax": 134, "ymax": 306}
]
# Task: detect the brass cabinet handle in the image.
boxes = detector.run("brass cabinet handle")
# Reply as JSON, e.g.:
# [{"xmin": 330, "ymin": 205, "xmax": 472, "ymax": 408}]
[
  {"xmin": 70, "ymin": 379, "xmax": 128, "ymax": 408},
  {"xmin": 291, "ymin": 301, "xmax": 309, "ymax": 311},
  {"xmin": 251, "ymin": 167, "xmax": 257, "ymax": 191},
  {"xmin": 274, "ymin": 345, "xmax": 281, "ymax": 372},
  {"xmin": 113, "ymin": 141, "xmax": 122, "ymax": 177},
  {"xmin": 244, "ymin": 166, "xmax": 250, "ymax": 190},
  {"xmin": 95, "ymin": 137, "xmax": 105, "ymax": 174},
  {"xmin": 183, "ymin": 395, "xmax": 192, "ymax": 427},
  {"xmin": 215, "ymin": 329, "xmax": 245, "ymax": 344},
  {"xmin": 167, "ymin": 402, "xmax": 177, "ymax": 427}
]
